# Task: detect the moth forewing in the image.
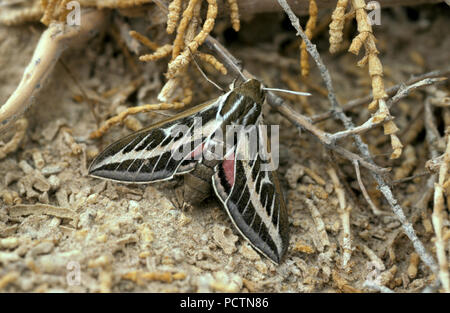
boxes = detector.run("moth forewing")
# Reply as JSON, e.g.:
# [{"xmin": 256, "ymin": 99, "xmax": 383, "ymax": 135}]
[{"xmin": 88, "ymin": 95, "xmax": 228, "ymax": 183}]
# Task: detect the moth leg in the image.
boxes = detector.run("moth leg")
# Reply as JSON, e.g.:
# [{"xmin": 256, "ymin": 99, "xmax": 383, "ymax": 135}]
[{"xmin": 168, "ymin": 186, "xmax": 188, "ymax": 211}]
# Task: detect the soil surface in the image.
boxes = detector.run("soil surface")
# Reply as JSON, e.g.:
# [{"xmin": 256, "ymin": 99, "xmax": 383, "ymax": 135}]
[{"xmin": 0, "ymin": 3, "xmax": 449, "ymax": 292}]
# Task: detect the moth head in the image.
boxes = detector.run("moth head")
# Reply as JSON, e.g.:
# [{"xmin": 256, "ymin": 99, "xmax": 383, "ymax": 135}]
[{"xmin": 233, "ymin": 79, "xmax": 265, "ymax": 105}]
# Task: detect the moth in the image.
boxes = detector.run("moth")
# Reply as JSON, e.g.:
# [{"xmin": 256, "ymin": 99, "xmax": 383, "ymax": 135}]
[{"xmin": 89, "ymin": 79, "xmax": 293, "ymax": 264}]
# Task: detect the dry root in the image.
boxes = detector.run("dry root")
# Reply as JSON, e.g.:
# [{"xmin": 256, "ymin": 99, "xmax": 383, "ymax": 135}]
[
  {"xmin": 328, "ymin": 0, "xmax": 402, "ymax": 159},
  {"xmin": 432, "ymin": 131, "xmax": 450, "ymax": 292},
  {"xmin": 139, "ymin": 44, "xmax": 173, "ymax": 62},
  {"xmin": 149, "ymin": 0, "xmax": 234, "ymax": 106},
  {"xmin": 329, "ymin": 0, "xmax": 349, "ymax": 54},
  {"xmin": 92, "ymin": 0, "xmax": 236, "ymax": 139},
  {"xmin": 327, "ymin": 167, "xmax": 353, "ymax": 268},
  {"xmin": 40, "ymin": 0, "xmax": 75, "ymax": 25},
  {"xmin": 300, "ymin": 0, "xmax": 318, "ymax": 77},
  {"xmin": 166, "ymin": 0, "xmax": 183, "ymax": 34},
  {"xmin": 0, "ymin": 118, "xmax": 28, "ymax": 160},
  {"xmin": 0, "ymin": 9, "xmax": 106, "ymax": 133},
  {"xmin": 196, "ymin": 52, "xmax": 228, "ymax": 75},
  {"xmin": 226, "ymin": 0, "xmax": 240, "ymax": 32},
  {"xmin": 89, "ymin": 102, "xmax": 185, "ymax": 139}
]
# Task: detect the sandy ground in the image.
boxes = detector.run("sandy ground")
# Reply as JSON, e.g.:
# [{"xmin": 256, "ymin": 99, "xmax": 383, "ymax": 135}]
[{"xmin": 0, "ymin": 3, "xmax": 449, "ymax": 292}]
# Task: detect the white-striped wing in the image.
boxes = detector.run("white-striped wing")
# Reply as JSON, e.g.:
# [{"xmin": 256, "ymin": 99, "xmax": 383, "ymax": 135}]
[
  {"xmin": 88, "ymin": 94, "xmax": 229, "ymax": 183},
  {"xmin": 212, "ymin": 121, "xmax": 289, "ymax": 264}
]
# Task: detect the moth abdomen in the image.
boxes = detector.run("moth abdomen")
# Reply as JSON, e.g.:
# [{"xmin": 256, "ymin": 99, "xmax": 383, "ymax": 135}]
[{"xmin": 182, "ymin": 162, "xmax": 216, "ymax": 204}]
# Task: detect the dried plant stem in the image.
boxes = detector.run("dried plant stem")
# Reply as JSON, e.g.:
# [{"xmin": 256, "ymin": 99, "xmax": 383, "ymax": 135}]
[
  {"xmin": 300, "ymin": 0, "xmax": 317, "ymax": 77},
  {"xmin": 329, "ymin": 0, "xmax": 348, "ymax": 53},
  {"xmin": 40, "ymin": 0, "xmax": 59, "ymax": 26},
  {"xmin": 94, "ymin": 0, "xmax": 153, "ymax": 8},
  {"xmin": 151, "ymin": 0, "xmax": 227, "ymax": 106},
  {"xmin": 166, "ymin": 0, "xmax": 183, "ymax": 34},
  {"xmin": 327, "ymin": 167, "xmax": 352, "ymax": 268},
  {"xmin": 312, "ymin": 69, "xmax": 450, "ymax": 123},
  {"xmin": 196, "ymin": 52, "xmax": 228, "ymax": 75},
  {"xmin": 8, "ymin": 203, "xmax": 77, "ymax": 220},
  {"xmin": 172, "ymin": 0, "xmax": 201, "ymax": 59},
  {"xmin": 432, "ymin": 133, "xmax": 450, "ymax": 292},
  {"xmin": 353, "ymin": 160, "xmax": 384, "ymax": 216},
  {"xmin": 129, "ymin": 30, "xmax": 159, "ymax": 51},
  {"xmin": 89, "ymin": 102, "xmax": 185, "ymax": 139},
  {"xmin": 276, "ymin": 1, "xmax": 340, "ymax": 113},
  {"xmin": 167, "ymin": 0, "xmax": 218, "ymax": 78},
  {"xmin": 305, "ymin": 198, "xmax": 330, "ymax": 252},
  {"xmin": 139, "ymin": 44, "xmax": 173, "ymax": 62},
  {"xmin": 387, "ymin": 77, "xmax": 447, "ymax": 109},
  {"xmin": 276, "ymin": 0, "xmax": 439, "ymax": 275},
  {"xmin": 330, "ymin": 114, "xmax": 390, "ymax": 141},
  {"xmin": 360, "ymin": 243, "xmax": 385, "ymax": 271},
  {"xmin": 226, "ymin": 0, "xmax": 240, "ymax": 31},
  {"xmin": 349, "ymin": 0, "xmax": 401, "ymax": 158}
]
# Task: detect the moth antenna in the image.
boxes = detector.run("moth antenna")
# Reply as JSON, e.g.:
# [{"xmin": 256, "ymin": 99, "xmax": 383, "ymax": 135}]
[
  {"xmin": 153, "ymin": 110, "xmax": 175, "ymax": 117},
  {"xmin": 216, "ymin": 47, "xmax": 247, "ymax": 81},
  {"xmin": 188, "ymin": 48, "xmax": 225, "ymax": 93},
  {"xmin": 229, "ymin": 79, "xmax": 238, "ymax": 90},
  {"xmin": 262, "ymin": 88, "xmax": 312, "ymax": 96}
]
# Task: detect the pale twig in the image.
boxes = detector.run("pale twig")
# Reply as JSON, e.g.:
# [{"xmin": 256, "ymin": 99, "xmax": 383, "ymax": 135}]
[
  {"xmin": 360, "ymin": 243, "xmax": 385, "ymax": 271},
  {"xmin": 423, "ymin": 97, "xmax": 440, "ymax": 217},
  {"xmin": 276, "ymin": 0, "xmax": 439, "ymax": 275},
  {"xmin": 386, "ymin": 77, "xmax": 447, "ymax": 109},
  {"xmin": 312, "ymin": 69, "xmax": 450, "ymax": 123},
  {"xmin": 353, "ymin": 160, "xmax": 384, "ymax": 216},
  {"xmin": 327, "ymin": 167, "xmax": 352, "ymax": 268},
  {"xmin": 422, "ymin": 96, "xmax": 448, "ymax": 292},
  {"xmin": 0, "ymin": 9, "xmax": 106, "ymax": 133},
  {"xmin": 276, "ymin": 0, "xmax": 339, "ymax": 112},
  {"xmin": 431, "ymin": 133, "xmax": 450, "ymax": 292},
  {"xmin": 330, "ymin": 114, "xmax": 391, "ymax": 141}
]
